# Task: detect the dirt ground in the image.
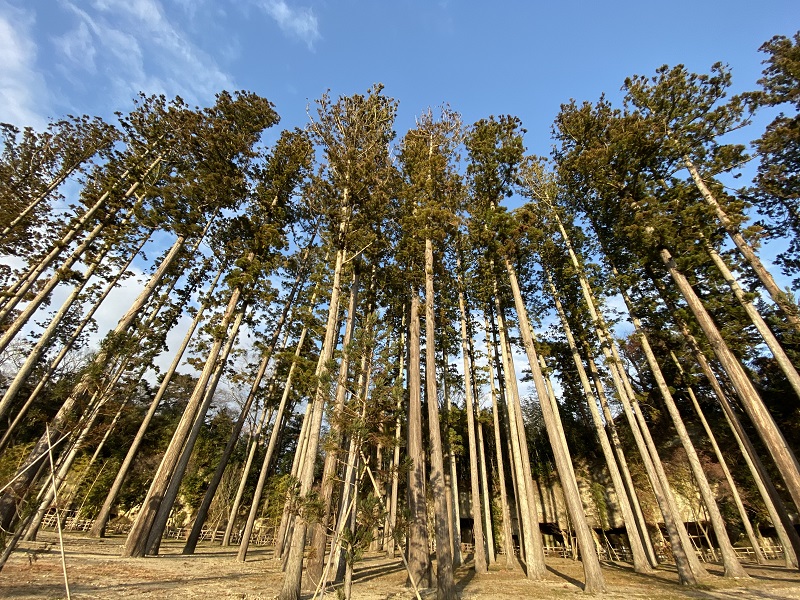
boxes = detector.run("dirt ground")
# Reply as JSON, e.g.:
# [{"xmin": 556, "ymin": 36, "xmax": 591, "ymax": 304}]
[{"xmin": 2, "ymin": 531, "xmax": 800, "ymax": 599}]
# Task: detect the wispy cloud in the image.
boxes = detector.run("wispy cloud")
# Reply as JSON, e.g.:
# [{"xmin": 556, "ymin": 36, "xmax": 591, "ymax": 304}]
[
  {"xmin": 61, "ymin": 0, "xmax": 235, "ymax": 109},
  {"xmin": 256, "ymin": 0, "xmax": 320, "ymax": 49},
  {"xmin": 53, "ymin": 20, "xmax": 97, "ymax": 75},
  {"xmin": 0, "ymin": 3, "xmax": 50, "ymax": 128}
]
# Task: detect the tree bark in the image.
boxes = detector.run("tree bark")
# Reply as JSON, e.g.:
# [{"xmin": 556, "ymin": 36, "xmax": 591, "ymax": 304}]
[
  {"xmin": 545, "ymin": 269, "xmax": 653, "ymax": 573},
  {"xmin": 278, "ymin": 241, "xmax": 346, "ymax": 600},
  {"xmin": 483, "ymin": 314, "xmax": 517, "ymax": 569},
  {"xmin": 684, "ymin": 156, "xmax": 800, "ymax": 331},
  {"xmin": 307, "ymin": 268, "xmax": 361, "ymax": 585},
  {"xmin": 406, "ymin": 292, "xmax": 432, "ymax": 589},
  {"xmin": 457, "ymin": 271, "xmax": 487, "ymax": 574},
  {"xmin": 0, "ymin": 233, "xmax": 148, "ymax": 452},
  {"xmin": 122, "ymin": 257, "xmax": 245, "ymax": 558},
  {"xmin": 89, "ymin": 264, "xmax": 222, "ymax": 537},
  {"xmin": 424, "ymin": 238, "xmax": 457, "ymax": 600},
  {"xmin": 659, "ymin": 246, "xmax": 800, "ymax": 513},
  {"xmin": 492, "ymin": 293, "xmax": 548, "ymax": 579},
  {"xmin": 0, "ymin": 233, "xmax": 186, "ymax": 534},
  {"xmin": 616, "ymin": 281, "xmax": 748, "ymax": 578},
  {"xmin": 504, "ymin": 258, "xmax": 605, "ymax": 592},
  {"xmin": 703, "ymin": 237, "xmax": 800, "ymax": 400},
  {"xmin": 183, "ymin": 269, "xmax": 303, "ymax": 554},
  {"xmin": 145, "ymin": 307, "xmax": 247, "ymax": 555}
]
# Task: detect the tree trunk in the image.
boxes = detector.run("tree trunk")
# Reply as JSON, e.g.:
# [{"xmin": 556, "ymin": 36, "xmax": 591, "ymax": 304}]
[
  {"xmin": 406, "ymin": 292, "xmax": 431, "ymax": 589},
  {"xmin": 0, "ymin": 233, "xmax": 186, "ymax": 534},
  {"xmin": 307, "ymin": 269, "xmax": 361, "ymax": 585},
  {"xmin": 484, "ymin": 313, "xmax": 519, "ymax": 570},
  {"xmin": 424, "ymin": 238, "xmax": 457, "ymax": 600},
  {"xmin": 456, "ymin": 273, "xmax": 487, "ymax": 574},
  {"xmin": 183, "ymin": 270, "xmax": 304, "ymax": 554},
  {"xmin": 617, "ymin": 282, "xmax": 748, "ymax": 578},
  {"xmin": 677, "ymin": 368, "xmax": 767, "ymax": 565},
  {"xmin": 684, "ymin": 156, "xmax": 800, "ymax": 331},
  {"xmin": 89, "ymin": 264, "xmax": 222, "ymax": 537},
  {"xmin": 492, "ymin": 293, "xmax": 547, "ymax": 579},
  {"xmin": 145, "ymin": 307, "xmax": 247, "ymax": 555},
  {"xmin": 703, "ymin": 237, "xmax": 800, "ymax": 400},
  {"xmin": 0, "ymin": 233, "xmax": 148, "ymax": 453},
  {"xmin": 551, "ymin": 213, "xmax": 702, "ymax": 583},
  {"xmin": 278, "ymin": 241, "xmax": 347, "ymax": 600},
  {"xmin": 0, "ymin": 153, "xmax": 162, "ymax": 322},
  {"xmin": 584, "ymin": 349, "xmax": 658, "ymax": 568},
  {"xmin": 659, "ymin": 246, "xmax": 800, "ymax": 512},
  {"xmin": 503, "ymin": 258, "xmax": 605, "ymax": 592},
  {"xmin": 476, "ymin": 419, "xmax": 496, "ymax": 564},
  {"xmin": 545, "ymin": 269, "xmax": 653, "ymax": 573},
  {"xmin": 443, "ymin": 350, "xmax": 463, "ymax": 569},
  {"xmin": 385, "ymin": 323, "xmax": 405, "ymax": 558},
  {"xmin": 122, "ymin": 260, "xmax": 245, "ymax": 558},
  {"xmin": 665, "ymin": 309, "xmax": 800, "ymax": 569}
]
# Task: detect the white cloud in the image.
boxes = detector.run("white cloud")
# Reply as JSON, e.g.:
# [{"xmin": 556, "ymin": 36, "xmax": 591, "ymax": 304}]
[
  {"xmin": 257, "ymin": 0, "xmax": 320, "ymax": 49},
  {"xmin": 0, "ymin": 3, "xmax": 50, "ymax": 128},
  {"xmin": 63, "ymin": 0, "xmax": 234, "ymax": 109},
  {"xmin": 52, "ymin": 20, "xmax": 97, "ymax": 74}
]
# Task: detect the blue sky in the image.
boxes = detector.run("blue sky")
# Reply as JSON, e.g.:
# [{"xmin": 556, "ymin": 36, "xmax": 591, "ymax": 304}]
[
  {"xmin": 2, "ymin": 0, "xmax": 797, "ymax": 398},
  {"xmin": 2, "ymin": 0, "xmax": 798, "ymax": 160}
]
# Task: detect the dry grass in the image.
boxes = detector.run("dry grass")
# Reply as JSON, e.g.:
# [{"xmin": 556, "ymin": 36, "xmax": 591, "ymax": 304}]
[{"xmin": 1, "ymin": 531, "xmax": 799, "ymax": 599}]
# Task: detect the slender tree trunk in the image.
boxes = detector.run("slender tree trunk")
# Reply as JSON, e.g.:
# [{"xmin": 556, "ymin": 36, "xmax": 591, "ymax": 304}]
[
  {"xmin": 678, "ymin": 368, "xmax": 767, "ymax": 564},
  {"xmin": 406, "ymin": 292, "xmax": 431, "ymax": 588},
  {"xmin": 484, "ymin": 314, "xmax": 519, "ymax": 570},
  {"xmin": 503, "ymin": 258, "xmax": 605, "ymax": 592},
  {"xmin": 0, "ymin": 233, "xmax": 186, "ymax": 533},
  {"xmin": 424, "ymin": 238, "xmax": 457, "ymax": 600},
  {"xmin": 0, "ymin": 133, "xmax": 115, "ymax": 242},
  {"xmin": 457, "ymin": 268, "xmax": 487, "ymax": 574},
  {"xmin": 545, "ymin": 269, "xmax": 653, "ymax": 573},
  {"xmin": 664, "ymin": 308, "xmax": 800, "ymax": 569},
  {"xmin": 0, "ymin": 153, "xmax": 162, "ymax": 322},
  {"xmin": 660, "ymin": 246, "xmax": 800, "ymax": 512},
  {"xmin": 145, "ymin": 307, "xmax": 247, "ymax": 555},
  {"xmin": 552, "ymin": 214, "xmax": 702, "ymax": 582},
  {"xmin": 492, "ymin": 293, "xmax": 548, "ymax": 579},
  {"xmin": 63, "ymin": 394, "xmax": 132, "ymax": 513},
  {"xmin": 684, "ymin": 156, "xmax": 800, "ymax": 330},
  {"xmin": 23, "ymin": 393, "xmax": 107, "ymax": 541},
  {"xmin": 122, "ymin": 262, "xmax": 245, "ymax": 558},
  {"xmin": 332, "ymin": 336, "xmax": 376, "ymax": 584},
  {"xmin": 718, "ymin": 393, "xmax": 800, "ymax": 568},
  {"xmin": 0, "ymin": 228, "xmax": 146, "ymax": 421},
  {"xmin": 386, "ymin": 323, "xmax": 405, "ymax": 558},
  {"xmin": 476, "ymin": 419, "xmax": 496, "ymax": 564},
  {"xmin": 484, "ymin": 314, "xmax": 517, "ymax": 569},
  {"xmin": 274, "ymin": 401, "xmax": 313, "ymax": 562},
  {"xmin": 278, "ymin": 241, "xmax": 347, "ymax": 600},
  {"xmin": 618, "ymin": 284, "xmax": 748, "ymax": 577},
  {"xmin": 183, "ymin": 272, "xmax": 303, "ymax": 554},
  {"xmin": 307, "ymin": 269, "xmax": 361, "ymax": 585},
  {"xmin": 584, "ymin": 350, "xmax": 658, "ymax": 567},
  {"xmin": 0, "ymin": 233, "xmax": 149, "ymax": 452},
  {"xmin": 222, "ymin": 404, "xmax": 270, "ymax": 547},
  {"xmin": 0, "ymin": 201, "xmax": 142, "ymax": 360},
  {"xmin": 703, "ymin": 237, "xmax": 800, "ymax": 400},
  {"xmin": 89, "ymin": 264, "xmax": 222, "ymax": 537},
  {"xmin": 443, "ymin": 347, "xmax": 463, "ymax": 569}
]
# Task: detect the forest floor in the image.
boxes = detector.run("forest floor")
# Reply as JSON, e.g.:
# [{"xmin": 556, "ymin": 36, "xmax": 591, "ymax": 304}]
[{"xmin": 2, "ymin": 531, "xmax": 800, "ymax": 599}]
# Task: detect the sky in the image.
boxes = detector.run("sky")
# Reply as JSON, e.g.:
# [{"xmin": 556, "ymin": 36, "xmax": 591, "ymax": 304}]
[
  {"xmin": 2, "ymin": 0, "xmax": 798, "ymax": 159},
  {"xmin": 2, "ymin": 0, "xmax": 798, "ymax": 397}
]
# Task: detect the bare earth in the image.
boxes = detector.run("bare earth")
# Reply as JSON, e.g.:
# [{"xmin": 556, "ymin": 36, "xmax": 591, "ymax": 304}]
[{"xmin": 2, "ymin": 532, "xmax": 800, "ymax": 599}]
